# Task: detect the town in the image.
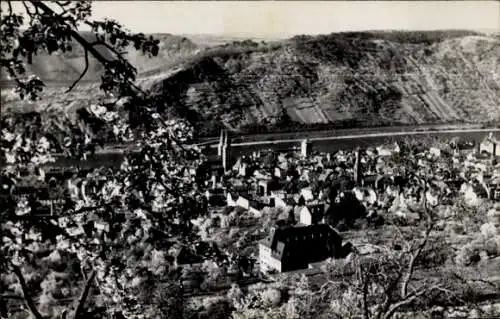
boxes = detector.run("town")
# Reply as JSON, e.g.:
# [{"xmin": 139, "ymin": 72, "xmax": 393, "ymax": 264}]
[
  {"xmin": 3, "ymin": 130, "xmax": 499, "ymax": 294},
  {"xmin": 2, "ymin": 1, "xmax": 500, "ymax": 318}
]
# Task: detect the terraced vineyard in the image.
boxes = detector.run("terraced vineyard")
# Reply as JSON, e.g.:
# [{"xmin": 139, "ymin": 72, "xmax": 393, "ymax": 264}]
[{"xmin": 2, "ymin": 31, "xmax": 499, "ymax": 138}]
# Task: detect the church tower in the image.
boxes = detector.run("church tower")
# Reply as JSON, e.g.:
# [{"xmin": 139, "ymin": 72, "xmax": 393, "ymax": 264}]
[
  {"xmin": 354, "ymin": 147, "xmax": 362, "ymax": 185},
  {"xmin": 300, "ymin": 138, "xmax": 311, "ymax": 158},
  {"xmin": 217, "ymin": 129, "xmax": 224, "ymax": 157},
  {"xmin": 222, "ymin": 130, "xmax": 231, "ymax": 173}
]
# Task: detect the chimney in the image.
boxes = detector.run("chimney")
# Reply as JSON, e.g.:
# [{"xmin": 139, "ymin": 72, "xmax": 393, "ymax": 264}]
[{"xmin": 354, "ymin": 147, "xmax": 362, "ymax": 185}]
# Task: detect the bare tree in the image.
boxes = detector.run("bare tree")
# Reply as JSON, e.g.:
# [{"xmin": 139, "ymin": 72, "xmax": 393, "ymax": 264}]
[{"xmin": 320, "ymin": 177, "xmax": 495, "ymax": 319}]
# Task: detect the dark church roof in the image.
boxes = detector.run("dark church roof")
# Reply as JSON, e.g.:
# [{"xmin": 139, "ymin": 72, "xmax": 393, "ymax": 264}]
[{"xmin": 261, "ymin": 224, "xmax": 342, "ymax": 261}]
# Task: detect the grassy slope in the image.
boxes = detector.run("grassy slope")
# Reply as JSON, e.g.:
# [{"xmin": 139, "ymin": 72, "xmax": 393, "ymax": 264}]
[{"xmin": 2, "ymin": 30, "xmax": 499, "ymax": 137}]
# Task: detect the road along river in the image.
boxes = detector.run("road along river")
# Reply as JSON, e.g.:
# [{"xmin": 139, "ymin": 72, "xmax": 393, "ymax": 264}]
[
  {"xmin": 47, "ymin": 127, "xmax": 500, "ymax": 169},
  {"xmin": 203, "ymin": 127, "xmax": 500, "ymax": 156}
]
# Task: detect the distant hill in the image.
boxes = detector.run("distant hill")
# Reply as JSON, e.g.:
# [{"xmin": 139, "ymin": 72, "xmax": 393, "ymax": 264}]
[
  {"xmin": 0, "ymin": 32, "xmax": 200, "ymax": 84},
  {"xmin": 183, "ymin": 34, "xmax": 287, "ymax": 48},
  {"xmin": 2, "ymin": 30, "xmax": 500, "ymax": 137}
]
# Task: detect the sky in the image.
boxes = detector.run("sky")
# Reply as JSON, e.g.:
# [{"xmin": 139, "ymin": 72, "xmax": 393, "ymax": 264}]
[
  {"xmin": 87, "ymin": 1, "xmax": 499, "ymax": 38},
  {"xmin": 5, "ymin": 1, "xmax": 500, "ymax": 38}
]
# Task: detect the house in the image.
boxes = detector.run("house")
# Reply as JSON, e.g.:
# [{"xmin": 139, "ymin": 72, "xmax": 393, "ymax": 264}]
[
  {"xmin": 486, "ymin": 177, "xmax": 500, "ymax": 200},
  {"xmin": 300, "ymin": 187, "xmax": 315, "ymax": 202},
  {"xmin": 248, "ymin": 199, "xmax": 265, "ymax": 217},
  {"xmin": 389, "ymin": 194, "xmax": 420, "ymax": 222},
  {"xmin": 257, "ymin": 177, "xmax": 284, "ymax": 196},
  {"xmin": 232, "ymin": 159, "xmax": 248, "ymax": 177},
  {"xmin": 196, "ymin": 157, "xmax": 224, "ymax": 185},
  {"xmin": 450, "ymin": 137, "xmax": 475, "ymax": 152},
  {"xmin": 375, "ymin": 174, "xmax": 395, "ymax": 190},
  {"xmin": 236, "ymin": 196, "xmax": 250, "ymax": 210},
  {"xmin": 257, "ymin": 179, "xmax": 270, "ymax": 196},
  {"xmin": 226, "ymin": 192, "xmax": 263, "ymax": 216},
  {"xmin": 460, "ymin": 182, "xmax": 488, "ymax": 206},
  {"xmin": 361, "ymin": 174, "xmax": 378, "ymax": 188},
  {"xmin": 299, "ymin": 168, "xmax": 311, "ymax": 182},
  {"xmin": 491, "ymin": 185, "xmax": 500, "ymax": 201},
  {"xmin": 270, "ymin": 192, "xmax": 288, "ymax": 209},
  {"xmin": 298, "ymin": 204, "xmax": 325, "ymax": 225},
  {"xmin": 232, "ymin": 157, "xmax": 255, "ymax": 177},
  {"xmin": 274, "ymin": 167, "xmax": 282, "ymax": 178},
  {"xmin": 376, "ymin": 143, "xmax": 400, "ymax": 157},
  {"xmin": 227, "ymin": 192, "xmax": 238, "ymax": 207},
  {"xmin": 10, "ymin": 179, "xmax": 65, "ymax": 216},
  {"xmin": 174, "ymin": 246, "xmax": 203, "ymax": 267},
  {"xmin": 270, "ymin": 189, "xmax": 287, "ymax": 199},
  {"xmin": 352, "ymin": 187, "xmax": 377, "ymax": 206},
  {"xmin": 429, "ymin": 147, "xmax": 441, "ymax": 158},
  {"xmin": 479, "ymin": 134, "xmax": 499, "ymax": 157},
  {"xmin": 258, "ymin": 224, "xmax": 343, "ymax": 272},
  {"xmin": 205, "ymin": 187, "xmax": 227, "ymax": 207}
]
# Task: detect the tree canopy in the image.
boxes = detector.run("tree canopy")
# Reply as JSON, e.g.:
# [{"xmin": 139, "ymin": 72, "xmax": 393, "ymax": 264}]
[{"xmin": 1, "ymin": 2, "xmax": 207, "ymax": 318}]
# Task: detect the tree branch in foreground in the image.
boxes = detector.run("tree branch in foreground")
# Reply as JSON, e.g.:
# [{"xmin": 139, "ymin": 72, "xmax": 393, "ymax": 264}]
[
  {"xmin": 73, "ymin": 270, "xmax": 96, "ymax": 319},
  {"xmin": 11, "ymin": 264, "xmax": 45, "ymax": 319},
  {"xmin": 400, "ymin": 221, "xmax": 433, "ymax": 298},
  {"xmin": 383, "ymin": 285, "xmax": 439, "ymax": 319},
  {"xmin": 66, "ymin": 48, "xmax": 89, "ymax": 93}
]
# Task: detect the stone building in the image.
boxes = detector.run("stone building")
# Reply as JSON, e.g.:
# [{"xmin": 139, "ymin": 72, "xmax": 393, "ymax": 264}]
[{"xmin": 258, "ymin": 224, "xmax": 343, "ymax": 272}]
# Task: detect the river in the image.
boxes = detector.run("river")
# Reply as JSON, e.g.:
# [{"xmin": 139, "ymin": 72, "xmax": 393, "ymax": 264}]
[{"xmin": 46, "ymin": 128, "xmax": 499, "ymax": 169}]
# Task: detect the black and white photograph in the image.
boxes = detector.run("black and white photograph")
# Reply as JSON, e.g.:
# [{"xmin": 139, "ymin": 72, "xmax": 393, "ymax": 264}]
[{"xmin": 1, "ymin": 1, "xmax": 499, "ymax": 318}]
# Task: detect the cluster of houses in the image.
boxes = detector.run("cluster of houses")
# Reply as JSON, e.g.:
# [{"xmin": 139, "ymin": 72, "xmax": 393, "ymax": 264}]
[
  {"xmin": 198, "ymin": 131, "xmax": 500, "ymax": 273},
  {"xmin": 1, "ymin": 130, "xmax": 499, "ymax": 274},
  {"xmin": 0, "ymin": 167, "xmax": 71, "ymax": 216}
]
